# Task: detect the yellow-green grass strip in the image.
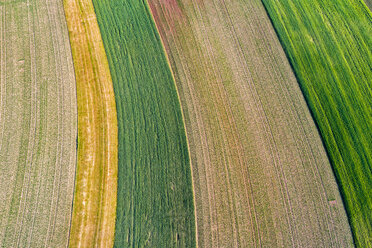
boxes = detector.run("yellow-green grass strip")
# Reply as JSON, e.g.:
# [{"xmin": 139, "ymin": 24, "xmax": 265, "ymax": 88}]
[
  {"xmin": 261, "ymin": 0, "xmax": 371, "ymax": 246},
  {"xmin": 63, "ymin": 0, "xmax": 118, "ymax": 247},
  {"xmin": 91, "ymin": 0, "xmax": 196, "ymax": 247}
]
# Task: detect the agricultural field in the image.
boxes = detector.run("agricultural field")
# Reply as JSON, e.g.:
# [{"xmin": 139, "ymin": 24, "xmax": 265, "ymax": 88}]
[
  {"xmin": 0, "ymin": 0, "xmax": 77, "ymax": 247},
  {"xmin": 364, "ymin": 0, "xmax": 372, "ymax": 10},
  {"xmin": 91, "ymin": 0, "xmax": 196, "ymax": 247},
  {"xmin": 261, "ymin": 0, "xmax": 372, "ymax": 246},
  {"xmin": 149, "ymin": 0, "xmax": 353, "ymax": 247},
  {"xmin": 63, "ymin": 0, "xmax": 118, "ymax": 247},
  {"xmin": 0, "ymin": 0, "xmax": 370, "ymax": 247}
]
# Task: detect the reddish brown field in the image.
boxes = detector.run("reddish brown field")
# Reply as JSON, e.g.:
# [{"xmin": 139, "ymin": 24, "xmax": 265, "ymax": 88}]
[{"xmin": 149, "ymin": 0, "xmax": 353, "ymax": 247}]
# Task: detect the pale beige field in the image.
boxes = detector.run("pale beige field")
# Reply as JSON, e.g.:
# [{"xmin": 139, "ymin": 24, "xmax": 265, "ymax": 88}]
[
  {"xmin": 149, "ymin": 0, "xmax": 353, "ymax": 247},
  {"xmin": 364, "ymin": 0, "xmax": 372, "ymax": 11},
  {"xmin": 0, "ymin": 0, "xmax": 77, "ymax": 247},
  {"xmin": 63, "ymin": 0, "xmax": 118, "ymax": 247}
]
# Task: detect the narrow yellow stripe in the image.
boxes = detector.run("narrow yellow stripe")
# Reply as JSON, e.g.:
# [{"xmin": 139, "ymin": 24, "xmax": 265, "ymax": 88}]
[{"xmin": 63, "ymin": 0, "xmax": 118, "ymax": 247}]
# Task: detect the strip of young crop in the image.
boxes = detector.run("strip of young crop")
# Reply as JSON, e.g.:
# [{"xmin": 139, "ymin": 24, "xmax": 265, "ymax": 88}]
[
  {"xmin": 149, "ymin": 0, "xmax": 354, "ymax": 247},
  {"xmin": 91, "ymin": 1, "xmax": 196, "ymax": 247},
  {"xmin": 0, "ymin": 0, "xmax": 77, "ymax": 247},
  {"xmin": 63, "ymin": 0, "xmax": 118, "ymax": 247},
  {"xmin": 261, "ymin": 1, "xmax": 371, "ymax": 247}
]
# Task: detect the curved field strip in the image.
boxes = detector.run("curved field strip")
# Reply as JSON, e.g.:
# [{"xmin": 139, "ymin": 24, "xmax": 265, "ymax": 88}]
[
  {"xmin": 261, "ymin": 0, "xmax": 371, "ymax": 246},
  {"xmin": 91, "ymin": 1, "xmax": 196, "ymax": 247},
  {"xmin": 0, "ymin": 0, "xmax": 77, "ymax": 247},
  {"xmin": 63, "ymin": 0, "xmax": 118, "ymax": 247},
  {"xmin": 149, "ymin": 0, "xmax": 353, "ymax": 247}
]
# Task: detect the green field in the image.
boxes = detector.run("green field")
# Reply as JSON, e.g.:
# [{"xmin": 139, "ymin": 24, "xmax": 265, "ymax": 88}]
[
  {"xmin": 91, "ymin": 0, "xmax": 196, "ymax": 247},
  {"xmin": 261, "ymin": 0, "xmax": 372, "ymax": 246}
]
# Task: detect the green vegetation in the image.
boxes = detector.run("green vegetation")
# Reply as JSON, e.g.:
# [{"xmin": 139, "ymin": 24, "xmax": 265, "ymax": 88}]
[
  {"xmin": 91, "ymin": 0, "xmax": 196, "ymax": 247},
  {"xmin": 261, "ymin": 0, "xmax": 372, "ymax": 246}
]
